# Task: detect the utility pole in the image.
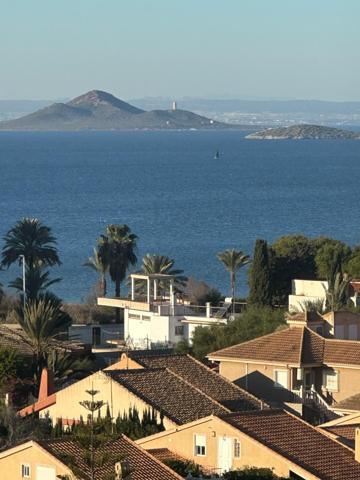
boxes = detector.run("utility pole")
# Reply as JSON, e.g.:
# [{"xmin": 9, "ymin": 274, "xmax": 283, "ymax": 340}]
[{"xmin": 19, "ymin": 255, "xmax": 26, "ymax": 312}]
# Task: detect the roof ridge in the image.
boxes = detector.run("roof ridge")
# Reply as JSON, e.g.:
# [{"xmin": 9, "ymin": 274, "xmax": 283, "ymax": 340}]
[
  {"xmin": 184, "ymin": 354, "xmax": 267, "ymax": 408},
  {"xmin": 208, "ymin": 326, "xmax": 290, "ymax": 357}
]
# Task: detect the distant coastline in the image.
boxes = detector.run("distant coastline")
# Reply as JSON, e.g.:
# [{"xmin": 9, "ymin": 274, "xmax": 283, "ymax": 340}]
[{"xmin": 246, "ymin": 124, "xmax": 360, "ymax": 140}]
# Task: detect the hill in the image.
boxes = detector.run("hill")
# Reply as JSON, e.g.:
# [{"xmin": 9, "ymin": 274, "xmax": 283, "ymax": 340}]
[
  {"xmin": 246, "ymin": 124, "xmax": 360, "ymax": 140},
  {"xmin": 0, "ymin": 90, "xmax": 231, "ymax": 131}
]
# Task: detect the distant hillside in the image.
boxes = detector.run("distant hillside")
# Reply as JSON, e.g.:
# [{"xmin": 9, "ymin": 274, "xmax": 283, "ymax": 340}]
[
  {"xmin": 0, "ymin": 90, "xmax": 231, "ymax": 131},
  {"xmin": 246, "ymin": 124, "xmax": 360, "ymax": 140}
]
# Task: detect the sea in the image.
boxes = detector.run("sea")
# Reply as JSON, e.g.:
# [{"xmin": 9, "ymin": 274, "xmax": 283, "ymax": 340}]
[{"xmin": 0, "ymin": 130, "xmax": 359, "ymax": 302}]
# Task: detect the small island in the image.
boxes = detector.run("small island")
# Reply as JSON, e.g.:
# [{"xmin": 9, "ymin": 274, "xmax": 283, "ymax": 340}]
[{"xmin": 245, "ymin": 124, "xmax": 360, "ymax": 140}]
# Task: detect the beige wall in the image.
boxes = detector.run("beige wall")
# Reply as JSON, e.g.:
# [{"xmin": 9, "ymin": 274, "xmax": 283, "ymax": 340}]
[
  {"xmin": 40, "ymin": 371, "xmax": 177, "ymax": 430},
  {"xmin": 137, "ymin": 416, "xmax": 318, "ymax": 480},
  {"xmin": 323, "ymin": 366, "xmax": 360, "ymax": 403},
  {"xmin": 0, "ymin": 442, "xmax": 69, "ymax": 480},
  {"xmin": 218, "ymin": 360, "xmax": 295, "ymax": 404}
]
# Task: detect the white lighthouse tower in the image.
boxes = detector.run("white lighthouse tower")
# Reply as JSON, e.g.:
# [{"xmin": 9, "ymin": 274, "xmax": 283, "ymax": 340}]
[{"xmin": 171, "ymin": 101, "xmax": 177, "ymax": 111}]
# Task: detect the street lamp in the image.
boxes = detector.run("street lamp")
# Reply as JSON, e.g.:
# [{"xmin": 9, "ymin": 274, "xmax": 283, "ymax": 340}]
[{"xmin": 19, "ymin": 255, "xmax": 26, "ymax": 311}]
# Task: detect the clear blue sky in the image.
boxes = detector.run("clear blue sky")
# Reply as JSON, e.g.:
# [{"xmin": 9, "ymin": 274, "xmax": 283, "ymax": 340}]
[{"xmin": 1, "ymin": 0, "xmax": 359, "ymax": 101}]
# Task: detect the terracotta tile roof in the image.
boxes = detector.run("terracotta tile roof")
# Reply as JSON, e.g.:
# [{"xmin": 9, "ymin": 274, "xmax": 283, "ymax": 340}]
[
  {"xmin": 39, "ymin": 435, "xmax": 182, "ymax": 480},
  {"xmin": 333, "ymin": 393, "xmax": 360, "ymax": 412},
  {"xmin": 128, "ymin": 352, "xmax": 264, "ymax": 411},
  {"xmin": 222, "ymin": 409, "xmax": 360, "ymax": 480},
  {"xmin": 324, "ymin": 339, "xmax": 360, "ymax": 366},
  {"xmin": 147, "ymin": 448, "xmax": 187, "ymax": 463},
  {"xmin": 106, "ymin": 368, "xmax": 229, "ymax": 425},
  {"xmin": 209, "ymin": 327, "xmax": 308, "ymax": 365},
  {"xmin": 210, "ymin": 326, "xmax": 360, "ymax": 368},
  {"xmin": 322, "ymin": 424, "xmax": 360, "ymax": 449}
]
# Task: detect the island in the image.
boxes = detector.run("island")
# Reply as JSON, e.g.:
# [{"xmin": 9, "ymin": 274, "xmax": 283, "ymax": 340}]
[
  {"xmin": 0, "ymin": 90, "xmax": 234, "ymax": 131},
  {"xmin": 245, "ymin": 124, "xmax": 360, "ymax": 140}
]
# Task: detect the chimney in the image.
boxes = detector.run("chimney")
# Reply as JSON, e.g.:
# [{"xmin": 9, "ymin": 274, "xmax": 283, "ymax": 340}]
[
  {"xmin": 38, "ymin": 368, "xmax": 55, "ymax": 401},
  {"xmin": 355, "ymin": 428, "xmax": 360, "ymax": 462}
]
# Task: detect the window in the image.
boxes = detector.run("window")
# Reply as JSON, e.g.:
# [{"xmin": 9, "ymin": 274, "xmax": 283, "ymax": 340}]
[
  {"xmin": 129, "ymin": 313, "xmax": 141, "ymax": 320},
  {"xmin": 323, "ymin": 369, "xmax": 339, "ymax": 391},
  {"xmin": 274, "ymin": 370, "xmax": 288, "ymax": 389},
  {"xmin": 194, "ymin": 434, "xmax": 206, "ymax": 456},
  {"xmin": 315, "ymin": 326, "xmax": 323, "ymax": 335},
  {"xmin": 234, "ymin": 438, "xmax": 241, "ymax": 458},
  {"xmin": 175, "ymin": 325, "xmax": 184, "ymax": 336},
  {"xmin": 349, "ymin": 324, "xmax": 358, "ymax": 340},
  {"xmin": 21, "ymin": 464, "xmax": 30, "ymax": 478}
]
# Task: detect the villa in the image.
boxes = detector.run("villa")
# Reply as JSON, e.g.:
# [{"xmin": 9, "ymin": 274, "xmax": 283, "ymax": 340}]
[{"xmin": 97, "ymin": 273, "xmax": 229, "ymax": 349}]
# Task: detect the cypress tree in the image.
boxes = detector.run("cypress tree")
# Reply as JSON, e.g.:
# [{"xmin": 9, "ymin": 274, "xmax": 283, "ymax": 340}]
[{"xmin": 248, "ymin": 239, "xmax": 272, "ymax": 306}]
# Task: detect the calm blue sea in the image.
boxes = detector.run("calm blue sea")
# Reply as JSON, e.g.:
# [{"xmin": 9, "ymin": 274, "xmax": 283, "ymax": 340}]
[{"xmin": 0, "ymin": 131, "xmax": 359, "ymax": 302}]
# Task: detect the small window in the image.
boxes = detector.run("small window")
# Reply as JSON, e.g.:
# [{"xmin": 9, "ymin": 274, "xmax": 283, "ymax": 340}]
[
  {"xmin": 335, "ymin": 325, "xmax": 345, "ymax": 339},
  {"xmin": 274, "ymin": 370, "xmax": 288, "ymax": 389},
  {"xmin": 175, "ymin": 325, "xmax": 184, "ymax": 336},
  {"xmin": 194, "ymin": 434, "xmax": 206, "ymax": 456},
  {"xmin": 92, "ymin": 326, "xmax": 101, "ymax": 346},
  {"xmin": 234, "ymin": 438, "xmax": 241, "ymax": 458},
  {"xmin": 323, "ymin": 370, "xmax": 339, "ymax": 391},
  {"xmin": 21, "ymin": 464, "xmax": 30, "ymax": 478}
]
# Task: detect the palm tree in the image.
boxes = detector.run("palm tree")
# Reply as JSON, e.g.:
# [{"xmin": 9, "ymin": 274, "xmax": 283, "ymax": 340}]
[
  {"xmin": 9, "ymin": 266, "xmax": 61, "ymax": 301},
  {"xmin": 2, "ymin": 218, "xmax": 60, "ymax": 269},
  {"xmin": 139, "ymin": 254, "xmax": 187, "ymax": 294},
  {"xmin": 217, "ymin": 249, "xmax": 251, "ymax": 314},
  {"xmin": 83, "ymin": 247, "xmax": 109, "ymax": 297},
  {"xmin": 325, "ymin": 272, "xmax": 351, "ymax": 311},
  {"xmin": 97, "ymin": 225, "xmax": 137, "ymax": 322},
  {"xmin": 15, "ymin": 293, "xmax": 72, "ymax": 379}
]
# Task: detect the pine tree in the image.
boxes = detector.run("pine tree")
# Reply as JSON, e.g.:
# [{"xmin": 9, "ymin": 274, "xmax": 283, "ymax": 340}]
[{"xmin": 248, "ymin": 239, "xmax": 272, "ymax": 306}]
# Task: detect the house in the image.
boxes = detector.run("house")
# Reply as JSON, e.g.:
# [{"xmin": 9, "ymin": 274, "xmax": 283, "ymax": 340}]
[
  {"xmin": 289, "ymin": 279, "xmax": 360, "ymax": 313},
  {"xmin": 0, "ymin": 435, "xmax": 182, "ymax": 480},
  {"xmin": 137, "ymin": 409, "xmax": 360, "ymax": 479},
  {"xmin": 20, "ymin": 353, "xmax": 264, "ymax": 427},
  {"xmin": 318, "ymin": 412, "xmax": 360, "ymax": 449},
  {"xmin": 286, "ymin": 310, "xmax": 360, "ymax": 340},
  {"xmin": 105, "ymin": 351, "xmax": 265, "ymax": 411},
  {"xmin": 97, "ymin": 273, "xmax": 228, "ymax": 349},
  {"xmin": 208, "ymin": 325, "xmax": 360, "ymax": 419}
]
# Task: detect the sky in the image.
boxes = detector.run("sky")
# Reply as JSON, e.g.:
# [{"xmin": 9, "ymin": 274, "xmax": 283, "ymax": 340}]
[{"xmin": 0, "ymin": 0, "xmax": 359, "ymax": 101}]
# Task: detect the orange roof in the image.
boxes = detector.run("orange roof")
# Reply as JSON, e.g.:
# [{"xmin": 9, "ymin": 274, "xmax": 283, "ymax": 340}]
[
  {"xmin": 222, "ymin": 409, "xmax": 360, "ymax": 480},
  {"xmin": 209, "ymin": 326, "xmax": 360, "ymax": 368}
]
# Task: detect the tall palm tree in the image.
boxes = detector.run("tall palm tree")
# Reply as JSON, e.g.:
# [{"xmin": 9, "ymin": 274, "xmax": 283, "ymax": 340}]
[
  {"xmin": 98, "ymin": 225, "xmax": 137, "ymax": 322},
  {"xmin": 140, "ymin": 254, "xmax": 187, "ymax": 294},
  {"xmin": 2, "ymin": 218, "xmax": 61, "ymax": 269},
  {"xmin": 9, "ymin": 266, "xmax": 61, "ymax": 301},
  {"xmin": 15, "ymin": 293, "xmax": 72, "ymax": 379},
  {"xmin": 217, "ymin": 249, "xmax": 251, "ymax": 314},
  {"xmin": 83, "ymin": 247, "xmax": 109, "ymax": 296}
]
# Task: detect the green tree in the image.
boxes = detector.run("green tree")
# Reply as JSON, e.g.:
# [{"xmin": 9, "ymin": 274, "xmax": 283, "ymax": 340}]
[
  {"xmin": 139, "ymin": 254, "xmax": 187, "ymax": 293},
  {"xmin": 9, "ymin": 266, "xmax": 61, "ymax": 301},
  {"xmin": 315, "ymin": 239, "xmax": 351, "ymax": 280},
  {"xmin": 98, "ymin": 225, "xmax": 137, "ymax": 322},
  {"xmin": 224, "ymin": 467, "xmax": 290, "ymax": 479},
  {"xmin": 345, "ymin": 245, "xmax": 360, "ymax": 277},
  {"xmin": 217, "ymin": 249, "xmax": 250, "ymax": 314},
  {"xmin": 15, "ymin": 294, "xmax": 72, "ymax": 380},
  {"xmin": 83, "ymin": 247, "xmax": 109, "ymax": 297},
  {"xmin": 270, "ymin": 235, "xmax": 317, "ymax": 305},
  {"xmin": 1, "ymin": 218, "xmax": 60, "ymax": 269},
  {"xmin": 326, "ymin": 272, "xmax": 351, "ymax": 311},
  {"xmin": 191, "ymin": 305, "xmax": 285, "ymax": 360},
  {"xmin": 248, "ymin": 239, "xmax": 271, "ymax": 306}
]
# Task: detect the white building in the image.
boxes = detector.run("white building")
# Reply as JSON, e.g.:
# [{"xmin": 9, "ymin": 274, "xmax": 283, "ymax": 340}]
[
  {"xmin": 98, "ymin": 273, "xmax": 227, "ymax": 349},
  {"xmin": 288, "ymin": 278, "xmax": 360, "ymax": 313}
]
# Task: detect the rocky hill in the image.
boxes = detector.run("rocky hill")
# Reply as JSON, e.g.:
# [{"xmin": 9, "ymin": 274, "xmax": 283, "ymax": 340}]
[
  {"xmin": 246, "ymin": 124, "xmax": 360, "ymax": 140},
  {"xmin": 0, "ymin": 90, "xmax": 230, "ymax": 131}
]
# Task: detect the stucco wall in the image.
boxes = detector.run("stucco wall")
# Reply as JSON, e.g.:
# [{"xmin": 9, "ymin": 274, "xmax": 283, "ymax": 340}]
[
  {"xmin": 0, "ymin": 442, "xmax": 69, "ymax": 480},
  {"xmin": 40, "ymin": 371, "xmax": 177, "ymax": 430},
  {"xmin": 138, "ymin": 417, "xmax": 318, "ymax": 479},
  {"xmin": 323, "ymin": 366, "xmax": 360, "ymax": 403}
]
